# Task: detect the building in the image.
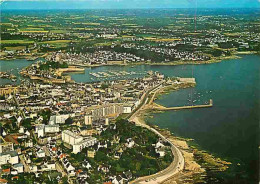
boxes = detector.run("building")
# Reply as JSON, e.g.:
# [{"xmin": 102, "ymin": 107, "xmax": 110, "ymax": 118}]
[
  {"xmin": 87, "ymin": 149, "xmax": 96, "ymax": 158},
  {"xmin": 0, "ymin": 86, "xmax": 19, "ymax": 96},
  {"xmin": 0, "ymin": 136, "xmax": 14, "ymax": 153},
  {"xmin": 49, "ymin": 114, "xmax": 73, "ymax": 124},
  {"xmin": 13, "ymin": 163, "xmax": 24, "ymax": 173},
  {"xmin": 0, "ymin": 151, "xmax": 19, "ymax": 165},
  {"xmin": 45, "ymin": 125, "xmax": 60, "ymax": 133},
  {"xmin": 84, "ymin": 115, "xmax": 93, "ymax": 125},
  {"xmin": 35, "ymin": 124, "xmax": 60, "ymax": 138},
  {"xmin": 62, "ymin": 130, "xmax": 83, "ymax": 145},
  {"xmin": 123, "ymin": 106, "xmax": 132, "ymax": 114},
  {"xmin": 72, "ymin": 137, "xmax": 97, "ymax": 154},
  {"xmin": 87, "ymin": 104, "xmax": 124, "ymax": 119},
  {"xmin": 178, "ymin": 78, "xmax": 196, "ymax": 84},
  {"xmin": 62, "ymin": 130, "xmax": 97, "ymax": 154}
]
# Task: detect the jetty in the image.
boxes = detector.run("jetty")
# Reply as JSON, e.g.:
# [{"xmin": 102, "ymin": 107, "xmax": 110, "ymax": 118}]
[{"xmin": 150, "ymin": 99, "xmax": 213, "ymax": 111}]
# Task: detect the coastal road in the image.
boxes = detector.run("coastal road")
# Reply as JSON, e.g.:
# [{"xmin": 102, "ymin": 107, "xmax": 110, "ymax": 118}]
[{"xmin": 129, "ymin": 83, "xmax": 185, "ymax": 184}]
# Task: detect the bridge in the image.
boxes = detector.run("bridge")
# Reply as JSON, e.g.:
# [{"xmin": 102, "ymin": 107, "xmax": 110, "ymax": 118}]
[{"xmin": 149, "ymin": 99, "xmax": 213, "ymax": 111}]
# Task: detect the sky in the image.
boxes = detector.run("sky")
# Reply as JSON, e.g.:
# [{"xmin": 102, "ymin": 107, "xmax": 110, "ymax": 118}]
[{"xmin": 1, "ymin": 0, "xmax": 260, "ymax": 10}]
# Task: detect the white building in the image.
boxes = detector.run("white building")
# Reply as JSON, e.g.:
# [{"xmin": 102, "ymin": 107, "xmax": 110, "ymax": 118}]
[
  {"xmin": 62, "ymin": 130, "xmax": 97, "ymax": 154},
  {"xmin": 36, "ymin": 149, "xmax": 46, "ymax": 158},
  {"xmin": 13, "ymin": 163, "xmax": 24, "ymax": 173},
  {"xmin": 84, "ymin": 115, "xmax": 92, "ymax": 125},
  {"xmin": 45, "ymin": 125, "xmax": 60, "ymax": 133},
  {"xmin": 35, "ymin": 124, "xmax": 60, "ymax": 138},
  {"xmin": 49, "ymin": 114, "xmax": 74, "ymax": 124},
  {"xmin": 62, "ymin": 130, "xmax": 83, "ymax": 145},
  {"xmin": 72, "ymin": 137, "xmax": 97, "ymax": 154},
  {"xmin": 123, "ymin": 106, "xmax": 132, "ymax": 114},
  {"xmin": 90, "ymin": 104, "xmax": 124, "ymax": 119},
  {"xmin": 0, "ymin": 151, "xmax": 19, "ymax": 165}
]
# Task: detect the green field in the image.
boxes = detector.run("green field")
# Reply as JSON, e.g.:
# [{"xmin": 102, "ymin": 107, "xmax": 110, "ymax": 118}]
[
  {"xmin": 41, "ymin": 40, "xmax": 74, "ymax": 44},
  {"xmin": 1, "ymin": 40, "xmax": 34, "ymax": 44}
]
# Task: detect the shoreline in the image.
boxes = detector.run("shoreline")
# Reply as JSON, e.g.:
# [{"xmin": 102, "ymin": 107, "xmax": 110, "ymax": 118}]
[
  {"xmin": 130, "ymin": 82, "xmax": 232, "ymax": 183},
  {"xmin": 140, "ymin": 113, "xmax": 232, "ymax": 183},
  {"xmin": 20, "ymin": 66, "xmax": 85, "ymax": 84},
  {"xmin": 69, "ymin": 54, "xmax": 242, "ymax": 67},
  {"xmin": 1, "ymin": 52, "xmax": 256, "ymax": 67}
]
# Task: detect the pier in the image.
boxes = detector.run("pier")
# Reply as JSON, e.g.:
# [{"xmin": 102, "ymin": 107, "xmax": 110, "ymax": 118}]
[{"xmin": 150, "ymin": 99, "xmax": 213, "ymax": 111}]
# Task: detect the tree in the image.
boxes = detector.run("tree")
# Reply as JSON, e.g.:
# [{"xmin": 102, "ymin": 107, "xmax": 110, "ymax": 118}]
[
  {"xmin": 65, "ymin": 117, "xmax": 73, "ymax": 124},
  {"xmin": 61, "ymin": 176, "xmax": 69, "ymax": 184},
  {"xmin": 21, "ymin": 118, "xmax": 32, "ymax": 130},
  {"xmin": 101, "ymin": 83, "xmax": 109, "ymax": 89},
  {"xmin": 95, "ymin": 151, "xmax": 108, "ymax": 162}
]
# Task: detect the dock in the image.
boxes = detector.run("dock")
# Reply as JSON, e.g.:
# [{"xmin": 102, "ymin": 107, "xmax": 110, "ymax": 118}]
[{"xmin": 150, "ymin": 99, "xmax": 213, "ymax": 111}]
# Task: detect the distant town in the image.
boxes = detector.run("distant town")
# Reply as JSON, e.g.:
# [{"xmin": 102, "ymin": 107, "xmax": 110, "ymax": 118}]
[{"xmin": 0, "ymin": 9, "xmax": 259, "ymax": 64}]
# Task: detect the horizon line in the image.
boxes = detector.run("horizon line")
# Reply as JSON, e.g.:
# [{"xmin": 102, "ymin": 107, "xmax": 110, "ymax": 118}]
[{"xmin": 2, "ymin": 7, "xmax": 260, "ymax": 10}]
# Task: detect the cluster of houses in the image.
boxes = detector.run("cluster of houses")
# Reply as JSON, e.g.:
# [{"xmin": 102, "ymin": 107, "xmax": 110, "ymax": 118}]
[
  {"xmin": 0, "ymin": 70, "xmax": 171, "ymax": 183},
  {"xmin": 120, "ymin": 43, "xmax": 210, "ymax": 61},
  {"xmin": 49, "ymin": 51, "xmax": 145, "ymax": 65}
]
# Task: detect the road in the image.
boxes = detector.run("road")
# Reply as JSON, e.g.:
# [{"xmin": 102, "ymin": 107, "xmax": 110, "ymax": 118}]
[
  {"xmin": 129, "ymin": 83, "xmax": 185, "ymax": 184},
  {"xmin": 19, "ymin": 154, "xmax": 31, "ymax": 173},
  {"xmin": 43, "ymin": 146, "xmax": 67, "ymax": 177}
]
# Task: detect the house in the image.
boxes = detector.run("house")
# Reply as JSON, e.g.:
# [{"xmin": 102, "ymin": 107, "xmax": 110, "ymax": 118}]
[
  {"xmin": 1, "ymin": 168, "xmax": 10, "ymax": 175},
  {"xmin": 25, "ymin": 155, "xmax": 31, "ymax": 164},
  {"xmin": 155, "ymin": 141, "xmax": 165, "ymax": 149},
  {"xmin": 36, "ymin": 149, "xmax": 46, "ymax": 158},
  {"xmin": 13, "ymin": 163, "xmax": 24, "ymax": 173},
  {"xmin": 18, "ymin": 126, "xmax": 25, "ymax": 134},
  {"xmin": 46, "ymin": 161, "xmax": 56, "ymax": 170},
  {"xmin": 77, "ymin": 171, "xmax": 88, "ymax": 178},
  {"xmin": 24, "ymin": 140, "xmax": 33, "ymax": 148},
  {"xmin": 11, "ymin": 176, "xmax": 19, "ymax": 181},
  {"xmin": 112, "ymin": 176, "xmax": 126, "ymax": 184},
  {"xmin": 30, "ymin": 165, "xmax": 38, "ymax": 172},
  {"xmin": 10, "ymin": 168, "xmax": 18, "ymax": 175},
  {"xmin": 41, "ymin": 161, "xmax": 56, "ymax": 171},
  {"xmin": 155, "ymin": 147, "xmax": 166, "ymax": 157},
  {"xmin": 114, "ymin": 148, "xmax": 123, "ymax": 159},
  {"xmin": 0, "ymin": 178, "xmax": 8, "ymax": 184},
  {"xmin": 0, "ymin": 151, "xmax": 19, "ymax": 165},
  {"xmin": 123, "ymin": 106, "xmax": 132, "ymax": 114},
  {"xmin": 123, "ymin": 171, "xmax": 133, "ymax": 181},
  {"xmin": 0, "ymin": 136, "xmax": 14, "ymax": 153},
  {"xmin": 98, "ymin": 165, "xmax": 110, "ymax": 173},
  {"xmin": 97, "ymin": 141, "xmax": 108, "ymax": 150},
  {"xmin": 63, "ymin": 160, "xmax": 75, "ymax": 173},
  {"xmin": 82, "ymin": 160, "xmax": 92, "ymax": 169},
  {"xmin": 68, "ymin": 170, "xmax": 76, "ymax": 177},
  {"xmin": 87, "ymin": 149, "xmax": 96, "ymax": 158},
  {"xmin": 125, "ymin": 138, "xmax": 135, "ymax": 148}
]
